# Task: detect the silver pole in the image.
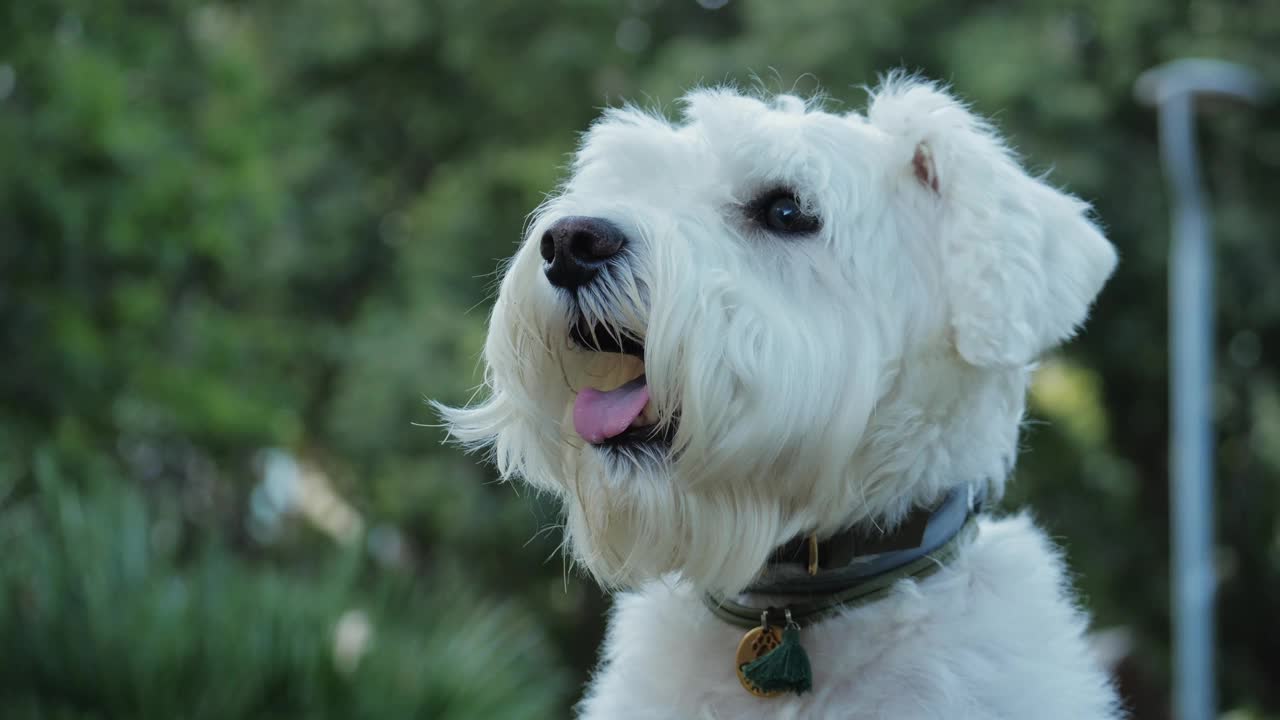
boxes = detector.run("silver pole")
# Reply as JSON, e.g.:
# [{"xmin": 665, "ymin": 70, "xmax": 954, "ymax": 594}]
[{"xmin": 1135, "ymin": 59, "xmax": 1262, "ymax": 720}]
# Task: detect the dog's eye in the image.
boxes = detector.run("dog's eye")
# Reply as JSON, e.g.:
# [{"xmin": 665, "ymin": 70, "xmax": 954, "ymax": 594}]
[{"xmin": 752, "ymin": 191, "xmax": 820, "ymax": 235}]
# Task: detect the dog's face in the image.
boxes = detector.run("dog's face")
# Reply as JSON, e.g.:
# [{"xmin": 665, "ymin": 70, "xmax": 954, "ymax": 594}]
[{"xmin": 442, "ymin": 79, "xmax": 1116, "ymax": 593}]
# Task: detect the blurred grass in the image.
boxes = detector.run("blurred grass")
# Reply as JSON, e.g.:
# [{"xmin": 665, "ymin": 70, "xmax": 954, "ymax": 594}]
[{"xmin": 0, "ymin": 455, "xmax": 567, "ymax": 720}]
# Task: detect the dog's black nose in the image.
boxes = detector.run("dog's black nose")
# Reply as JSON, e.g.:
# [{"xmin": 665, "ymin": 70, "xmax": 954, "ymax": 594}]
[{"xmin": 540, "ymin": 216, "xmax": 628, "ymax": 290}]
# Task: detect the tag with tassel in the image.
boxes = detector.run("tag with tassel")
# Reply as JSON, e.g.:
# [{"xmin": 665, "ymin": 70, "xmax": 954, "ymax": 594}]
[{"xmin": 734, "ymin": 608, "xmax": 813, "ymax": 698}]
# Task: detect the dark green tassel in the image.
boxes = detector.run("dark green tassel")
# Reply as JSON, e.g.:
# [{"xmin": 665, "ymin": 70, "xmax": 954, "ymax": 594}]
[{"xmin": 740, "ymin": 625, "xmax": 812, "ymax": 696}]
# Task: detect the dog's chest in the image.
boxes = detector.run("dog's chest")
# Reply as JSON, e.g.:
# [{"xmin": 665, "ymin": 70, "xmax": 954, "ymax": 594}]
[{"xmin": 575, "ymin": 516, "xmax": 1123, "ymax": 720}]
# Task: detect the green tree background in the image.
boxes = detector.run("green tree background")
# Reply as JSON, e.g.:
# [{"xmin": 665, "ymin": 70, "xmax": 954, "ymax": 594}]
[{"xmin": 1, "ymin": 1, "xmax": 1277, "ymax": 717}]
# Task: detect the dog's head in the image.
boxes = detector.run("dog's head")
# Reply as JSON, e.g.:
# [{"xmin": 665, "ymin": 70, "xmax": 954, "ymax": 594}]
[{"xmin": 440, "ymin": 77, "xmax": 1116, "ymax": 594}]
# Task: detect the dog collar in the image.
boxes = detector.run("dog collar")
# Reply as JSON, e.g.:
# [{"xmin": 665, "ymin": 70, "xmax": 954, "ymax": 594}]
[
  {"xmin": 756, "ymin": 483, "xmax": 980, "ymax": 595},
  {"xmin": 703, "ymin": 485, "xmax": 984, "ymax": 698}
]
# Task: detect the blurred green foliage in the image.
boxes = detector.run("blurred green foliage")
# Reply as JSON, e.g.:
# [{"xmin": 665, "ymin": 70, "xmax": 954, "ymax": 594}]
[
  {"xmin": 0, "ymin": 461, "xmax": 564, "ymax": 720},
  {"xmin": 1, "ymin": 0, "xmax": 1277, "ymax": 717}
]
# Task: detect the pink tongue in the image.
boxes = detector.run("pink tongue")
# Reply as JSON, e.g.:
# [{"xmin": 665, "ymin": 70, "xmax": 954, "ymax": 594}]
[{"xmin": 573, "ymin": 376, "xmax": 650, "ymax": 444}]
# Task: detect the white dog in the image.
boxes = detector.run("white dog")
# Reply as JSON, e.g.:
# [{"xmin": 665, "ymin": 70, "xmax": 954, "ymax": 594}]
[{"xmin": 441, "ymin": 75, "xmax": 1123, "ymax": 719}]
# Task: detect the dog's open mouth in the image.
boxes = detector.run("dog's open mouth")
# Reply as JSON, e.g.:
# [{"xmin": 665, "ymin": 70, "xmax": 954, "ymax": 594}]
[{"xmin": 569, "ymin": 322, "xmax": 676, "ymax": 449}]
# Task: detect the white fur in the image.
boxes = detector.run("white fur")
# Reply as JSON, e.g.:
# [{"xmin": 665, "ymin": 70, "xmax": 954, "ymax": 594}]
[{"xmin": 440, "ymin": 75, "xmax": 1121, "ymax": 718}]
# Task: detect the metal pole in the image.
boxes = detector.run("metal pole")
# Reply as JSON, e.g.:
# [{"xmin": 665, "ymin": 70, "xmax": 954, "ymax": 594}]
[
  {"xmin": 1136, "ymin": 59, "xmax": 1262, "ymax": 720},
  {"xmin": 1164, "ymin": 87, "xmax": 1216, "ymax": 720}
]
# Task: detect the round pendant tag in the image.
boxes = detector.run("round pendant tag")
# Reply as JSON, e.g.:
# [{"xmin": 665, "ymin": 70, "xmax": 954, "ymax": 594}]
[{"xmin": 735, "ymin": 625, "xmax": 784, "ymax": 698}]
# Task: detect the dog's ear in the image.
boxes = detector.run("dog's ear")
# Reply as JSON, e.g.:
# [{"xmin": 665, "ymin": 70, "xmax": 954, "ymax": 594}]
[{"xmin": 867, "ymin": 78, "xmax": 1117, "ymax": 367}]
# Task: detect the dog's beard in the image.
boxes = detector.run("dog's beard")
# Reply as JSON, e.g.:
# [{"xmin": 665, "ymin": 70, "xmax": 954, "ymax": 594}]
[{"xmin": 561, "ymin": 450, "xmax": 800, "ymax": 592}]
